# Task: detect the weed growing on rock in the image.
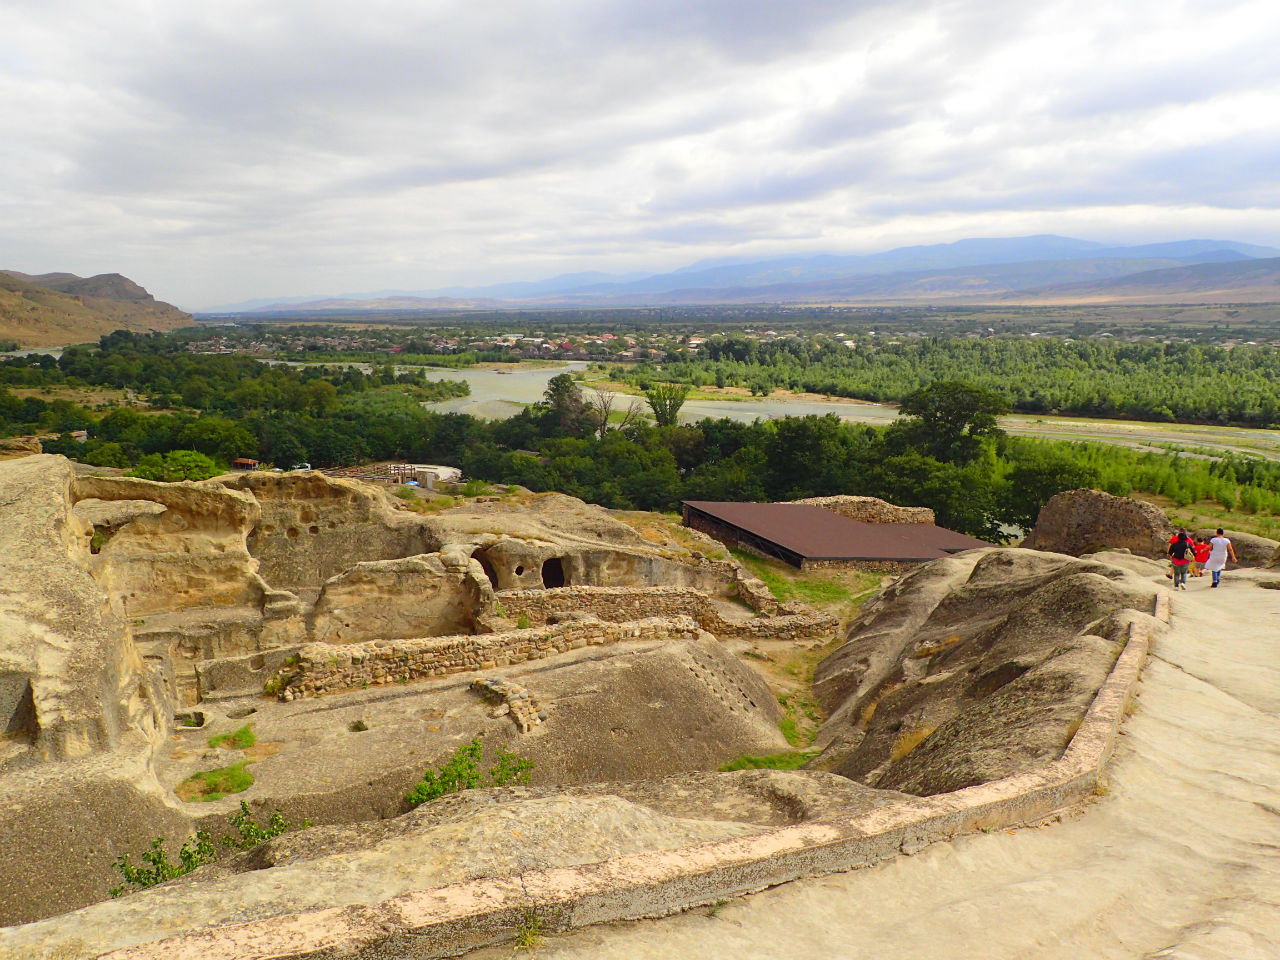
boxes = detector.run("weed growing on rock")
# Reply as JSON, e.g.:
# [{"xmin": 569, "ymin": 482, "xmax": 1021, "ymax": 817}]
[
  {"xmin": 516, "ymin": 613, "xmax": 531, "ymax": 629},
  {"xmin": 513, "ymin": 910, "xmax": 543, "ymax": 951},
  {"xmin": 405, "ymin": 738, "xmax": 534, "ymax": 808},
  {"xmin": 222, "ymin": 800, "xmax": 296, "ymax": 850},
  {"xmin": 109, "ymin": 833, "xmax": 216, "ymax": 896},
  {"xmin": 111, "ymin": 802, "xmax": 304, "ymax": 896},
  {"xmin": 489, "ymin": 745, "xmax": 535, "ymax": 787}
]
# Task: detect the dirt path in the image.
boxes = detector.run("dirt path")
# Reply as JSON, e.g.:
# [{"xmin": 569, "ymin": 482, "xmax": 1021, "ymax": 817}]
[{"xmin": 485, "ymin": 568, "xmax": 1280, "ymax": 960}]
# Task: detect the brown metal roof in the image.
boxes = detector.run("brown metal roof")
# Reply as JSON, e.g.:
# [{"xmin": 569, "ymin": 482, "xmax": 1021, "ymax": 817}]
[{"xmin": 683, "ymin": 501, "xmax": 989, "ymax": 561}]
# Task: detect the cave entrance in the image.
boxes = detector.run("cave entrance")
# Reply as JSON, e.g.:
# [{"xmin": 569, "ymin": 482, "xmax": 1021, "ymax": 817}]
[
  {"xmin": 474, "ymin": 551, "xmax": 500, "ymax": 591},
  {"xmin": 541, "ymin": 557, "xmax": 566, "ymax": 589}
]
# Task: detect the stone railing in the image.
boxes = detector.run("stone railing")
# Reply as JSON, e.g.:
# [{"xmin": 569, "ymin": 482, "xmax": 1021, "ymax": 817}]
[
  {"xmin": 271, "ymin": 616, "xmax": 707, "ymax": 701},
  {"xmin": 492, "ymin": 586, "xmax": 838, "ymax": 643}
]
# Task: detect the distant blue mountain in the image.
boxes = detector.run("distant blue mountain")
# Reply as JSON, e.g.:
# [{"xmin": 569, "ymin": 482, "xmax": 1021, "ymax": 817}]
[{"xmin": 204, "ymin": 235, "xmax": 1280, "ymax": 312}]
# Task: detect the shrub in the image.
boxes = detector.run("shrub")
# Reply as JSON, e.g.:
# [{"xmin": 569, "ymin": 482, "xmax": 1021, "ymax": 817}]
[
  {"xmin": 404, "ymin": 738, "xmax": 535, "ymax": 808},
  {"xmin": 128, "ymin": 450, "xmax": 221, "ymax": 482},
  {"xmin": 516, "ymin": 613, "xmax": 531, "ymax": 630},
  {"xmin": 489, "ymin": 745, "xmax": 535, "ymax": 787},
  {"xmin": 222, "ymin": 800, "xmax": 293, "ymax": 851},
  {"xmin": 110, "ymin": 833, "xmax": 216, "ymax": 896},
  {"xmin": 111, "ymin": 802, "xmax": 304, "ymax": 896}
]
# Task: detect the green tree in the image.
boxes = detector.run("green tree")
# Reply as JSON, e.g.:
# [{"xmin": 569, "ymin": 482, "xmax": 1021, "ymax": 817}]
[
  {"xmin": 130, "ymin": 450, "xmax": 221, "ymax": 482},
  {"xmin": 891, "ymin": 380, "xmax": 1010, "ymax": 463},
  {"xmin": 644, "ymin": 382, "xmax": 691, "ymax": 428},
  {"xmin": 539, "ymin": 373, "xmax": 592, "ymax": 436}
]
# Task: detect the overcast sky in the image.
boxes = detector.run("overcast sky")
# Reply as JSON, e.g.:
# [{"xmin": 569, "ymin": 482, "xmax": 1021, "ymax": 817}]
[{"xmin": 2, "ymin": 0, "xmax": 1278, "ymax": 309}]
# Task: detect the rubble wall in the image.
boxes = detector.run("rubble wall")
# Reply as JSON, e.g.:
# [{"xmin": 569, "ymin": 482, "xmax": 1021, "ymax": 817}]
[{"xmin": 494, "ymin": 586, "xmax": 838, "ymax": 642}]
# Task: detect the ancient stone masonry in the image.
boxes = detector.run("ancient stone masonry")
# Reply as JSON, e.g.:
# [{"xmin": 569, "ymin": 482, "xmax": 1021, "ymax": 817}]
[
  {"xmin": 492, "ymin": 585, "xmax": 839, "ymax": 642},
  {"xmin": 793, "ymin": 495, "xmax": 935, "ymax": 525},
  {"xmin": 271, "ymin": 616, "xmax": 710, "ymax": 701},
  {"xmin": 471, "ymin": 677, "xmax": 549, "ymax": 733}
]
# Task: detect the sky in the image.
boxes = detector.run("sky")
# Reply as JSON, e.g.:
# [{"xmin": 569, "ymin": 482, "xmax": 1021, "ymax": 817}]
[{"xmin": 1, "ymin": 0, "xmax": 1279, "ymax": 310}]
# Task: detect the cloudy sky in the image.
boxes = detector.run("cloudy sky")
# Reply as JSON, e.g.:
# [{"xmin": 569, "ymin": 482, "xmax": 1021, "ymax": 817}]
[{"xmin": 2, "ymin": 0, "xmax": 1278, "ymax": 309}]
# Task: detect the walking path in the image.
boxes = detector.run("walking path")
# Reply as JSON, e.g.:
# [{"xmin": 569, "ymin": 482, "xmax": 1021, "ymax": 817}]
[{"xmin": 487, "ymin": 568, "xmax": 1280, "ymax": 960}]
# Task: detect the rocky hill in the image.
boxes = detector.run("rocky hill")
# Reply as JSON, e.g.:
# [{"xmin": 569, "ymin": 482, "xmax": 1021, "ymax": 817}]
[{"xmin": 0, "ymin": 270, "xmax": 192, "ymax": 347}]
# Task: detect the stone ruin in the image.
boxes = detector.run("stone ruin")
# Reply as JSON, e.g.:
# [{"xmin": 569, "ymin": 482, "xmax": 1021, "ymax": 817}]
[
  {"xmin": 0, "ymin": 457, "xmax": 1171, "ymax": 957},
  {"xmin": 0, "ymin": 455, "xmax": 828, "ymax": 926},
  {"xmin": 792, "ymin": 494, "xmax": 936, "ymax": 524}
]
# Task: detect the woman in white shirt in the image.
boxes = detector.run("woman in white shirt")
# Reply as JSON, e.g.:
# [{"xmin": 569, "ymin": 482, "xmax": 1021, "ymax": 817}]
[{"xmin": 1204, "ymin": 528, "xmax": 1238, "ymax": 588}]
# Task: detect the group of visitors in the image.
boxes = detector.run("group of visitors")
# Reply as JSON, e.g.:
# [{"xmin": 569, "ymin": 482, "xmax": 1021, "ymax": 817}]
[{"xmin": 1167, "ymin": 527, "xmax": 1237, "ymax": 590}]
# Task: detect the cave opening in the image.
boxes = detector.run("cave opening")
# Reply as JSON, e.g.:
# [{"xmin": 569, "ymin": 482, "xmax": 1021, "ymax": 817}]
[{"xmin": 541, "ymin": 557, "xmax": 566, "ymax": 589}]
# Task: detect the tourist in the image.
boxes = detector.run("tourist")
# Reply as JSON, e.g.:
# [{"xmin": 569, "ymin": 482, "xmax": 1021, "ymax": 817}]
[
  {"xmin": 1168, "ymin": 528, "xmax": 1194, "ymax": 590},
  {"xmin": 1192, "ymin": 535, "xmax": 1210, "ymax": 577},
  {"xmin": 1205, "ymin": 528, "xmax": 1238, "ymax": 588}
]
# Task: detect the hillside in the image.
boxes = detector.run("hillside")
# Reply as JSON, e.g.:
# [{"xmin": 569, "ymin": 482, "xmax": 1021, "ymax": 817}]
[
  {"xmin": 989, "ymin": 257, "xmax": 1280, "ymax": 305},
  {"xmin": 0, "ymin": 271, "xmax": 192, "ymax": 347},
  {"xmin": 218, "ymin": 235, "xmax": 1280, "ymax": 314}
]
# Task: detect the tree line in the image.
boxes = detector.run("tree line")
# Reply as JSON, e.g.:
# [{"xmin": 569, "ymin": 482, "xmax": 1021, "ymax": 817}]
[
  {"xmin": 603, "ymin": 335, "xmax": 1280, "ymax": 426},
  {"xmin": 5, "ymin": 333, "xmax": 1280, "ymax": 539}
]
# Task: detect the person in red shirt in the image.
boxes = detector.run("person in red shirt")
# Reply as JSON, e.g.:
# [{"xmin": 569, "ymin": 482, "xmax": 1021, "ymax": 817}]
[{"xmin": 1192, "ymin": 537, "xmax": 1211, "ymax": 577}]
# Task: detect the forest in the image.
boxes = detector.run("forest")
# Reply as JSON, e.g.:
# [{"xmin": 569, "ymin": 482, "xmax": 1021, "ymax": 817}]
[
  {"xmin": 4, "ymin": 331, "xmax": 1280, "ymax": 541},
  {"xmin": 604, "ymin": 335, "xmax": 1280, "ymax": 426}
]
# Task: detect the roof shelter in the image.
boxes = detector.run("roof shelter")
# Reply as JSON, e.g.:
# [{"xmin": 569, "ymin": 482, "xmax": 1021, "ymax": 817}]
[{"xmin": 682, "ymin": 500, "xmax": 989, "ymax": 569}]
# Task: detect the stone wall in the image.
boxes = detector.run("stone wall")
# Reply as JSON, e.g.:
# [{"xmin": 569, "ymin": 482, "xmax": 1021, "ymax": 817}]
[
  {"xmin": 272, "ymin": 616, "xmax": 709, "ymax": 701},
  {"xmin": 793, "ymin": 495, "xmax": 935, "ymax": 525},
  {"xmin": 799, "ymin": 558, "xmax": 917, "ymax": 574},
  {"xmin": 493, "ymin": 586, "xmax": 838, "ymax": 642}
]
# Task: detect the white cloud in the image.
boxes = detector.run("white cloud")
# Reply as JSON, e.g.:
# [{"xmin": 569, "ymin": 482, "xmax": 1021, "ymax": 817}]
[{"xmin": 0, "ymin": 0, "xmax": 1277, "ymax": 308}]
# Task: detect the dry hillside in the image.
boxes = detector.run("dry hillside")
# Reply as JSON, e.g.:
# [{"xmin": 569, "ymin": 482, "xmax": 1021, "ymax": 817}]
[{"xmin": 0, "ymin": 271, "xmax": 192, "ymax": 347}]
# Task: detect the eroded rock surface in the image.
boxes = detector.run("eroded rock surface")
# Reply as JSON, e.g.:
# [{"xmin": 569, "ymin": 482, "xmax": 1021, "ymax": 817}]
[
  {"xmin": 813, "ymin": 548, "xmax": 1159, "ymax": 795},
  {"xmin": 0, "ymin": 457, "xmax": 191, "ymax": 925},
  {"xmin": 1023, "ymin": 488, "xmax": 1173, "ymax": 558}
]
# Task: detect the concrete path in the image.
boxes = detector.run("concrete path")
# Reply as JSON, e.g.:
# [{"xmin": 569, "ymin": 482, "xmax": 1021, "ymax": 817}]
[{"xmin": 485, "ymin": 571, "xmax": 1280, "ymax": 960}]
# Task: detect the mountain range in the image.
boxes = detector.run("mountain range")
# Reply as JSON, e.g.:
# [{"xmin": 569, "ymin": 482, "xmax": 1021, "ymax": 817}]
[
  {"xmin": 0, "ymin": 271, "xmax": 192, "ymax": 347},
  {"xmin": 206, "ymin": 235, "xmax": 1280, "ymax": 314}
]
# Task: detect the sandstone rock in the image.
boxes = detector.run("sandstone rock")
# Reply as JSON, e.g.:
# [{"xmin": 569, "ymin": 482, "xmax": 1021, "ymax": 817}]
[
  {"xmin": 813, "ymin": 547, "xmax": 1159, "ymax": 796},
  {"xmin": 0, "ymin": 457, "xmax": 191, "ymax": 925},
  {"xmin": 0, "ymin": 435, "xmax": 42, "ymax": 458},
  {"xmin": 1022, "ymin": 488, "xmax": 1173, "ymax": 558},
  {"xmin": 309, "ymin": 553, "xmax": 493, "ymax": 643}
]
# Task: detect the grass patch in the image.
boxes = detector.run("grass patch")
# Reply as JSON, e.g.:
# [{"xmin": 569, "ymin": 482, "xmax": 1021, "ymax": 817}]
[
  {"xmin": 208, "ymin": 724, "xmax": 256, "ymax": 750},
  {"xmin": 1142, "ymin": 492, "xmax": 1280, "ymax": 540},
  {"xmin": 513, "ymin": 910, "xmax": 544, "ymax": 951},
  {"xmin": 719, "ymin": 751, "xmax": 817, "ymax": 772},
  {"xmin": 176, "ymin": 761, "xmax": 254, "ymax": 802},
  {"xmin": 612, "ymin": 510, "xmax": 728, "ymax": 559},
  {"xmin": 730, "ymin": 549, "xmax": 884, "ymax": 625},
  {"xmin": 889, "ymin": 725, "xmax": 937, "ymax": 763}
]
